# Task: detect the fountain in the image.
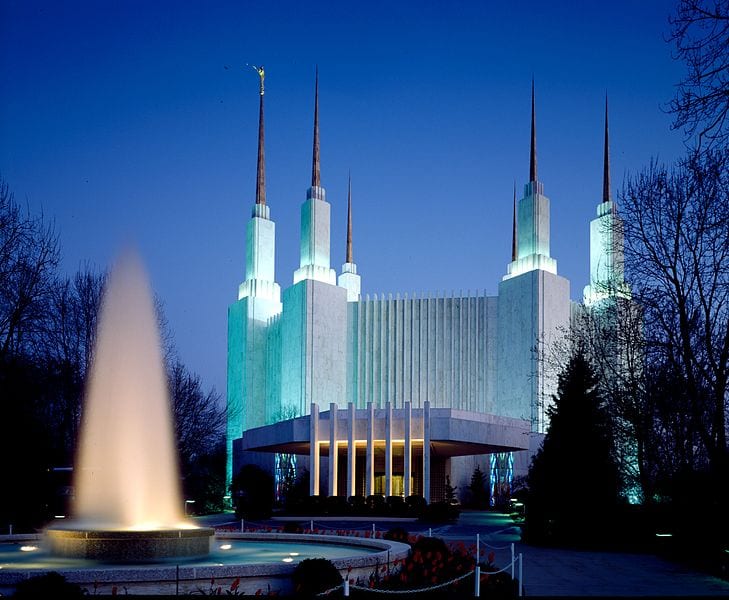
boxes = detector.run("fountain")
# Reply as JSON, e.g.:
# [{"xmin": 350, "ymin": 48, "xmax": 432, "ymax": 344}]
[
  {"xmin": 0, "ymin": 250, "xmax": 409, "ymax": 594},
  {"xmin": 45, "ymin": 250, "xmax": 214, "ymax": 560}
]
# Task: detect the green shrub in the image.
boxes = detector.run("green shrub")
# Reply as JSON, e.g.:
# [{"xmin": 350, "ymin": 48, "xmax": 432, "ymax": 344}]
[
  {"xmin": 405, "ymin": 494, "xmax": 426, "ymax": 516},
  {"xmin": 348, "ymin": 495, "xmax": 366, "ymax": 515},
  {"xmin": 366, "ymin": 494, "xmax": 386, "ymax": 514},
  {"xmin": 325, "ymin": 494, "xmax": 349, "ymax": 515},
  {"xmin": 386, "ymin": 495, "xmax": 405, "ymax": 516},
  {"xmin": 292, "ymin": 558, "xmax": 343, "ymax": 597}
]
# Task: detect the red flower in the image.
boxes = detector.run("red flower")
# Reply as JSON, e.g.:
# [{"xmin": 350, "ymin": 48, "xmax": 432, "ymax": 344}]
[
  {"xmin": 488, "ymin": 551, "xmax": 495, "ymax": 563},
  {"xmin": 231, "ymin": 577, "xmax": 240, "ymax": 591}
]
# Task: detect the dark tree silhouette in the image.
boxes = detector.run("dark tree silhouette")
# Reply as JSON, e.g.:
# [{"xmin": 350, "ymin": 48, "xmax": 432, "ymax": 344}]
[
  {"xmin": 0, "ymin": 177, "xmax": 59, "ymax": 359},
  {"xmin": 526, "ymin": 350, "xmax": 620, "ymax": 545},
  {"xmin": 469, "ymin": 465, "xmax": 488, "ymax": 509},
  {"xmin": 668, "ymin": 0, "xmax": 729, "ymax": 148},
  {"xmin": 620, "ymin": 148, "xmax": 729, "ymax": 486}
]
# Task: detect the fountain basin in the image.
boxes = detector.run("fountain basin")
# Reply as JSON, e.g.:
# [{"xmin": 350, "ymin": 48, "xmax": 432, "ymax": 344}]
[
  {"xmin": 0, "ymin": 533, "xmax": 410, "ymax": 596},
  {"xmin": 45, "ymin": 527, "xmax": 215, "ymax": 561}
]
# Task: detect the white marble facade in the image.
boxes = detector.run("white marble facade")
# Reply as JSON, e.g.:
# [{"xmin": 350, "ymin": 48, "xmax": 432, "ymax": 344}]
[{"xmin": 226, "ymin": 82, "xmax": 622, "ymax": 502}]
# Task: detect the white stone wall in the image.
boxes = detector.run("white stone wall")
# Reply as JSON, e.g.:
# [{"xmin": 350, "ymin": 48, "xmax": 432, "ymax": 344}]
[
  {"xmin": 245, "ymin": 215, "xmax": 276, "ymax": 284},
  {"xmin": 280, "ymin": 280, "xmax": 348, "ymax": 418},
  {"xmin": 349, "ymin": 292, "xmax": 496, "ymax": 412},
  {"xmin": 294, "ymin": 187, "xmax": 336, "ymax": 285},
  {"xmin": 496, "ymin": 269, "xmax": 570, "ymax": 432}
]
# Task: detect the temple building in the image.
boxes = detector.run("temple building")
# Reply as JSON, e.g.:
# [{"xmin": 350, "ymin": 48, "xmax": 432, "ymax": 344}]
[{"xmin": 226, "ymin": 72, "xmax": 626, "ymax": 503}]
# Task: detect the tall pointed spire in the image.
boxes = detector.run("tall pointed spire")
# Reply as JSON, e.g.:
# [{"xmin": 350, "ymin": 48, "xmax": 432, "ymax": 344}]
[
  {"xmin": 530, "ymin": 78, "xmax": 537, "ymax": 183},
  {"xmin": 511, "ymin": 181, "xmax": 518, "ymax": 261},
  {"xmin": 346, "ymin": 173, "xmax": 353, "ymax": 264},
  {"xmin": 255, "ymin": 65, "xmax": 266, "ymax": 206},
  {"xmin": 603, "ymin": 93, "xmax": 611, "ymax": 205},
  {"xmin": 311, "ymin": 66, "xmax": 321, "ymax": 188},
  {"xmin": 338, "ymin": 171, "xmax": 360, "ymax": 300}
]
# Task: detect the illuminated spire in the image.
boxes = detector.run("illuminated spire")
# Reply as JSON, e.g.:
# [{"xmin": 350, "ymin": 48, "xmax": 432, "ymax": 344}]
[
  {"xmin": 530, "ymin": 78, "xmax": 537, "ymax": 183},
  {"xmin": 511, "ymin": 182, "xmax": 517, "ymax": 261},
  {"xmin": 338, "ymin": 171, "xmax": 360, "ymax": 300},
  {"xmin": 311, "ymin": 66, "xmax": 321, "ymax": 188},
  {"xmin": 603, "ymin": 94, "xmax": 611, "ymax": 205},
  {"xmin": 346, "ymin": 173, "xmax": 353, "ymax": 264},
  {"xmin": 255, "ymin": 66, "xmax": 266, "ymax": 206}
]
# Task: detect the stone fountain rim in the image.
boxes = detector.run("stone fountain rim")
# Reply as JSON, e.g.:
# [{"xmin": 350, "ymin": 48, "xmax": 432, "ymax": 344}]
[
  {"xmin": 0, "ymin": 532, "xmax": 411, "ymax": 585},
  {"xmin": 44, "ymin": 526, "xmax": 215, "ymax": 539}
]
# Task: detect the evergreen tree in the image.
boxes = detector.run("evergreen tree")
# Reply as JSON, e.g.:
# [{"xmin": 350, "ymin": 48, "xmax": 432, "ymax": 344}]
[
  {"xmin": 526, "ymin": 350, "xmax": 620, "ymax": 545},
  {"xmin": 469, "ymin": 465, "xmax": 487, "ymax": 509}
]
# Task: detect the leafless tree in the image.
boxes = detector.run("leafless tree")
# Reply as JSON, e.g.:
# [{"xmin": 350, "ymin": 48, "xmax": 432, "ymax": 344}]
[
  {"xmin": 168, "ymin": 359, "xmax": 227, "ymax": 473},
  {"xmin": 40, "ymin": 267, "xmax": 106, "ymax": 463},
  {"xmin": 668, "ymin": 0, "xmax": 729, "ymax": 148},
  {"xmin": 620, "ymin": 147, "xmax": 729, "ymax": 484},
  {"xmin": 0, "ymin": 178, "xmax": 59, "ymax": 359}
]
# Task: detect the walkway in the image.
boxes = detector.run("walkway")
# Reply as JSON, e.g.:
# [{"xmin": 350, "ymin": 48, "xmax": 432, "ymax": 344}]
[{"xmin": 440, "ymin": 510, "xmax": 729, "ymax": 597}]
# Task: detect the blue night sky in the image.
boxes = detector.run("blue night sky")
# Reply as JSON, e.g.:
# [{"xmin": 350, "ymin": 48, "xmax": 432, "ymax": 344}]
[{"xmin": 1, "ymin": 1, "xmax": 687, "ymax": 397}]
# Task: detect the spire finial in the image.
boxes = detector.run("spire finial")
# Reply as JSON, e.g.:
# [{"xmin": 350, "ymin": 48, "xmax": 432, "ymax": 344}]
[
  {"xmin": 311, "ymin": 66, "xmax": 321, "ymax": 188},
  {"xmin": 511, "ymin": 181, "xmax": 518, "ymax": 261},
  {"xmin": 346, "ymin": 172, "xmax": 353, "ymax": 264},
  {"xmin": 252, "ymin": 65, "xmax": 266, "ymax": 205},
  {"xmin": 603, "ymin": 93, "xmax": 611, "ymax": 205},
  {"xmin": 530, "ymin": 78, "xmax": 537, "ymax": 183}
]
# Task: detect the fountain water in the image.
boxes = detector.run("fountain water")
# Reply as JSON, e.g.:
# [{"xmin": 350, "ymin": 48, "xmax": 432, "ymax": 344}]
[
  {"xmin": 1, "ymin": 249, "xmax": 409, "ymax": 593},
  {"xmin": 45, "ymin": 250, "xmax": 213, "ymax": 560}
]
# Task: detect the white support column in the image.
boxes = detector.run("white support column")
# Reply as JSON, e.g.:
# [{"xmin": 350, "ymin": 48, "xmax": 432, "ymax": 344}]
[
  {"xmin": 385, "ymin": 401, "xmax": 393, "ymax": 497},
  {"xmin": 366, "ymin": 402, "xmax": 374, "ymax": 496},
  {"xmin": 404, "ymin": 401, "xmax": 412, "ymax": 497},
  {"xmin": 329, "ymin": 403, "xmax": 338, "ymax": 496},
  {"xmin": 310, "ymin": 403, "xmax": 320, "ymax": 496},
  {"xmin": 423, "ymin": 400, "xmax": 431, "ymax": 503},
  {"xmin": 347, "ymin": 402, "xmax": 356, "ymax": 498}
]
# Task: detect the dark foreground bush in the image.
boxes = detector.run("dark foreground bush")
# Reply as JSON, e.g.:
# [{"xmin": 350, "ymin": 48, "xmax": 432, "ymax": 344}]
[
  {"xmin": 292, "ymin": 557, "xmax": 343, "ymax": 597},
  {"xmin": 14, "ymin": 572, "xmax": 84, "ymax": 598}
]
